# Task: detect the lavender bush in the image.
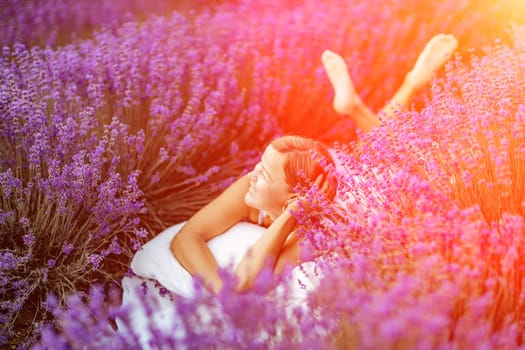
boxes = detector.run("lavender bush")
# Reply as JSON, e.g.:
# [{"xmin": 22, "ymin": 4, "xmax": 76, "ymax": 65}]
[
  {"xmin": 2, "ymin": 0, "xmax": 520, "ymax": 138},
  {"xmin": 309, "ymin": 24, "xmax": 525, "ymax": 347},
  {"xmin": 36, "ymin": 269, "xmax": 338, "ymax": 349},
  {"xmin": 1, "ymin": 5, "xmax": 277, "ymax": 346},
  {"xmin": 36, "ymin": 24, "xmax": 525, "ymax": 349},
  {"xmin": 1, "ymin": 0, "xmax": 525, "ymax": 347},
  {"xmin": 203, "ymin": 0, "xmax": 523, "ymax": 143},
  {"xmin": 0, "ymin": 0, "xmax": 222, "ymax": 48},
  {"xmin": 0, "ymin": 42, "xmax": 148, "ymax": 346}
]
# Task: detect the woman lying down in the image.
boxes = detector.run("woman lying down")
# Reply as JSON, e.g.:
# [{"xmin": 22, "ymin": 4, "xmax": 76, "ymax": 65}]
[{"xmin": 117, "ymin": 34, "xmax": 458, "ymax": 345}]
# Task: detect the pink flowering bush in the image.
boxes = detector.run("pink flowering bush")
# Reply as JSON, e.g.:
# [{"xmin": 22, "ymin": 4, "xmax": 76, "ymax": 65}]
[{"xmin": 1, "ymin": 0, "xmax": 525, "ymax": 347}]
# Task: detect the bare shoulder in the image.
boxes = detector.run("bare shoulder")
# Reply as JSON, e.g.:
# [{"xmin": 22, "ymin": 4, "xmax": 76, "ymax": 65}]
[{"xmin": 178, "ymin": 175, "xmax": 253, "ymax": 241}]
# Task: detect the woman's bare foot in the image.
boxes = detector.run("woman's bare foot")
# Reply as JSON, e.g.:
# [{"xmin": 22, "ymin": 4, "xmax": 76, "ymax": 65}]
[
  {"xmin": 406, "ymin": 34, "xmax": 458, "ymax": 89},
  {"xmin": 322, "ymin": 50, "xmax": 359, "ymax": 115}
]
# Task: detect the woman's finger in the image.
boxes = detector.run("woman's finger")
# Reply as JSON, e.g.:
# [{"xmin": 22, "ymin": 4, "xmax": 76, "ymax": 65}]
[{"xmin": 314, "ymin": 174, "xmax": 324, "ymax": 187}]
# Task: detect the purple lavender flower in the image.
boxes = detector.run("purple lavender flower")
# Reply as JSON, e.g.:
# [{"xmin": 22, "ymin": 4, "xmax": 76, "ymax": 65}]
[
  {"xmin": 88, "ymin": 254, "xmax": 103, "ymax": 270},
  {"xmin": 61, "ymin": 243, "xmax": 74, "ymax": 256},
  {"xmin": 2, "ymin": 0, "xmax": 525, "ymax": 347},
  {"xmin": 47, "ymin": 259, "xmax": 56, "ymax": 269},
  {"xmin": 22, "ymin": 232, "xmax": 36, "ymax": 247}
]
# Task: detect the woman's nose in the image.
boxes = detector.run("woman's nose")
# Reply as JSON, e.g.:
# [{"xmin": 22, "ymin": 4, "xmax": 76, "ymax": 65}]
[
  {"xmin": 248, "ymin": 163, "xmax": 260, "ymax": 178},
  {"xmin": 252, "ymin": 163, "xmax": 264, "ymax": 180}
]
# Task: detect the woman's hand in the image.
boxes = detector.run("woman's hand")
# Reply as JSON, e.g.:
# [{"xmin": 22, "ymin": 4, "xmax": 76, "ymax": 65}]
[{"xmin": 282, "ymin": 174, "xmax": 336, "ymax": 214}]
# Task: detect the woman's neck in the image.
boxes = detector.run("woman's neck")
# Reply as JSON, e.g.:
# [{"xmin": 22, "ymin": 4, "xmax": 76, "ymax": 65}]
[{"xmin": 266, "ymin": 208, "xmax": 282, "ymax": 222}]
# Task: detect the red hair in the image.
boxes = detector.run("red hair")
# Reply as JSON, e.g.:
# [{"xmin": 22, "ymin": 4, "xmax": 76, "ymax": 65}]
[{"xmin": 270, "ymin": 135, "xmax": 337, "ymax": 200}]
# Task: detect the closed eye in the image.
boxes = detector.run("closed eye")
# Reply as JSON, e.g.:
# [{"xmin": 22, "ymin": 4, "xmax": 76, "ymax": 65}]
[{"xmin": 261, "ymin": 166, "xmax": 272, "ymax": 181}]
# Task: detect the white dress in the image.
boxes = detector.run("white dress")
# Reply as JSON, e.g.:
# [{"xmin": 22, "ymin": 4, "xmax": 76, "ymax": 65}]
[{"xmin": 117, "ymin": 220, "xmax": 321, "ymax": 348}]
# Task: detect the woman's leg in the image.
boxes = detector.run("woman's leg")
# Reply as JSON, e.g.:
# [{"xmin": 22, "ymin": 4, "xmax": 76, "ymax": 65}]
[
  {"xmin": 380, "ymin": 34, "xmax": 458, "ymax": 119},
  {"xmin": 322, "ymin": 49, "xmax": 380, "ymax": 132},
  {"xmin": 322, "ymin": 34, "xmax": 458, "ymax": 133}
]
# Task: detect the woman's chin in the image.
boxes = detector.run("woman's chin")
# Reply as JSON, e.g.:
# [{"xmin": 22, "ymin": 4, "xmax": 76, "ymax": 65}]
[{"xmin": 244, "ymin": 192, "xmax": 256, "ymax": 207}]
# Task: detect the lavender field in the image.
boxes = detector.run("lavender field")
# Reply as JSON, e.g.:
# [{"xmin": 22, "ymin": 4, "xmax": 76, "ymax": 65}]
[{"xmin": 2, "ymin": 0, "xmax": 525, "ymax": 348}]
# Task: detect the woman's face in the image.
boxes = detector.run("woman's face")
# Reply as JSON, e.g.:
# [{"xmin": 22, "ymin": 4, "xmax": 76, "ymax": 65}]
[{"xmin": 244, "ymin": 145, "xmax": 292, "ymax": 216}]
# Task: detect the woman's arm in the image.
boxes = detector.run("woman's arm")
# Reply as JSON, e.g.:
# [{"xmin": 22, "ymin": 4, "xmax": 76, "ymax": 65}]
[
  {"xmin": 274, "ymin": 231, "xmax": 300, "ymax": 275},
  {"xmin": 234, "ymin": 209, "xmax": 297, "ymax": 291},
  {"xmin": 170, "ymin": 175, "xmax": 251, "ymax": 293},
  {"xmin": 235, "ymin": 175, "xmax": 333, "ymax": 291}
]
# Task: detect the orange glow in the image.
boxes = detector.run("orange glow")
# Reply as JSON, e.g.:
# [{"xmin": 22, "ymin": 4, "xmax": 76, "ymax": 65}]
[{"xmin": 491, "ymin": 0, "xmax": 525, "ymax": 24}]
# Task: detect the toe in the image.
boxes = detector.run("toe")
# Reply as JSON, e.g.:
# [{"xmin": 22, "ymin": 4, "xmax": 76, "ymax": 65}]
[{"xmin": 322, "ymin": 50, "xmax": 335, "ymax": 62}]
